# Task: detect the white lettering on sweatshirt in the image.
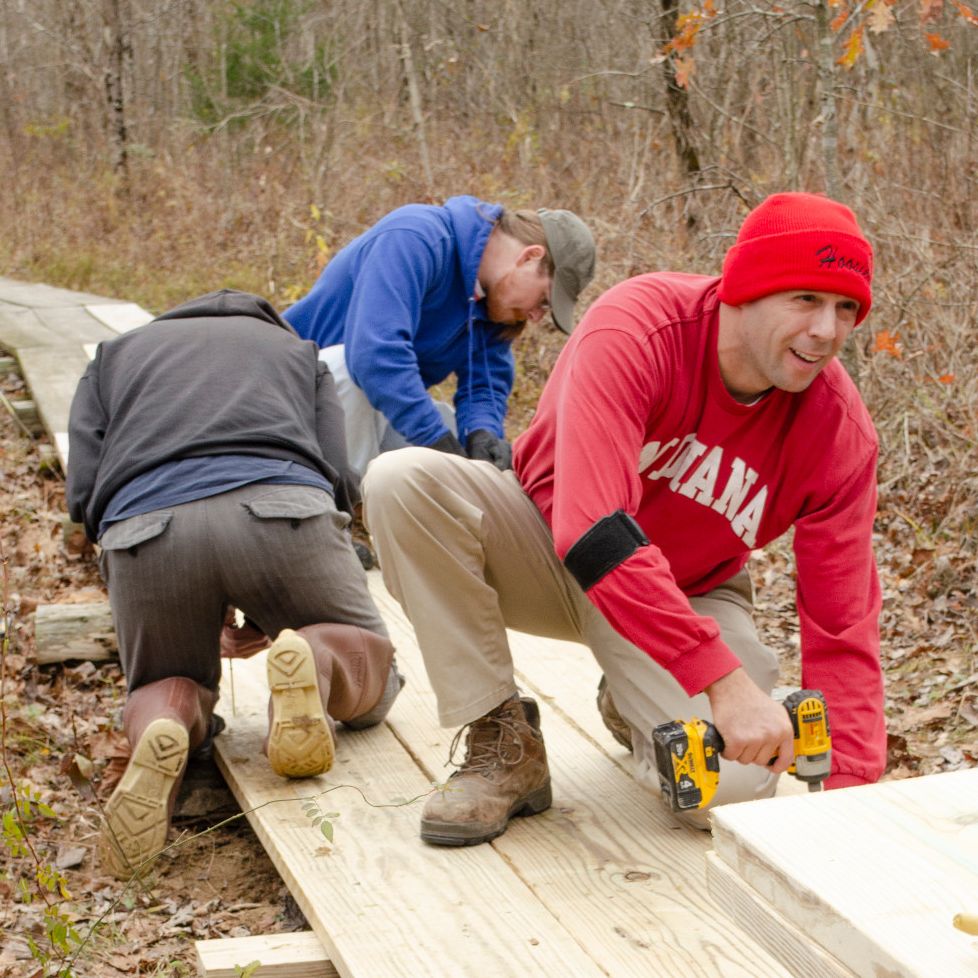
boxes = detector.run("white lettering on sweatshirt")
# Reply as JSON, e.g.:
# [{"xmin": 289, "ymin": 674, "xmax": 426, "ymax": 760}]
[{"xmin": 638, "ymin": 436, "xmax": 767, "ymax": 547}]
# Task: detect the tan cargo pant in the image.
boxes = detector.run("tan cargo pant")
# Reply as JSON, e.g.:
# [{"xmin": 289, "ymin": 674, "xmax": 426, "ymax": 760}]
[{"xmin": 363, "ymin": 447, "xmax": 780, "ymax": 813}]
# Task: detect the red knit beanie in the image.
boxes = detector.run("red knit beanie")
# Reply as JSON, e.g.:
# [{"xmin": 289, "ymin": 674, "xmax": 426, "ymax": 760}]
[{"xmin": 717, "ymin": 192, "xmax": 874, "ymax": 324}]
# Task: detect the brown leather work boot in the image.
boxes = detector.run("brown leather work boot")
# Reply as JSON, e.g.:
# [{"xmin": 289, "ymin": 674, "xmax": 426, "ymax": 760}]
[
  {"xmin": 266, "ymin": 624, "xmax": 396, "ymax": 778},
  {"xmin": 99, "ymin": 676, "xmax": 215, "ymax": 879},
  {"xmin": 596, "ymin": 674, "xmax": 634, "ymax": 751},
  {"xmin": 421, "ymin": 694, "xmax": 551, "ymax": 846}
]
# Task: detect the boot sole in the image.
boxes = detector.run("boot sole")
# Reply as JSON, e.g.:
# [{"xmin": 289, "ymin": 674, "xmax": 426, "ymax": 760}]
[
  {"xmin": 420, "ymin": 780, "xmax": 552, "ymax": 847},
  {"xmin": 266, "ymin": 631, "xmax": 334, "ymax": 779},
  {"xmin": 99, "ymin": 717, "xmax": 188, "ymax": 879}
]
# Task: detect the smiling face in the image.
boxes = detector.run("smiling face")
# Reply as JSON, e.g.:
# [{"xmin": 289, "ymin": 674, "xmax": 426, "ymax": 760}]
[
  {"xmin": 484, "ymin": 248, "xmax": 553, "ymax": 328},
  {"xmin": 718, "ymin": 290, "xmax": 860, "ymax": 402}
]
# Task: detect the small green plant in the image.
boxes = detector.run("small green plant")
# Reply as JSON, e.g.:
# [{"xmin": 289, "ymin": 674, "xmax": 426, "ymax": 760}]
[{"xmin": 301, "ymin": 796, "xmax": 340, "ymax": 843}]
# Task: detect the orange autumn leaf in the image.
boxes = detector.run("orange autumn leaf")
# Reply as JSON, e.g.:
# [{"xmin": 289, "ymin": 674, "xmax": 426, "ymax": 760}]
[
  {"xmin": 926, "ymin": 31, "xmax": 951, "ymax": 48},
  {"xmin": 831, "ymin": 6, "xmax": 851, "ymax": 30},
  {"xmin": 665, "ymin": 11, "xmax": 705, "ymax": 53},
  {"xmin": 938, "ymin": 373, "xmax": 955, "ymax": 383},
  {"xmin": 952, "ymin": 0, "xmax": 978, "ymax": 22},
  {"xmin": 674, "ymin": 56, "xmax": 696, "ymax": 88},
  {"xmin": 836, "ymin": 25, "xmax": 865, "ymax": 67},
  {"xmin": 874, "ymin": 330, "xmax": 902, "ymax": 357},
  {"xmin": 869, "ymin": 1, "xmax": 896, "ymax": 31}
]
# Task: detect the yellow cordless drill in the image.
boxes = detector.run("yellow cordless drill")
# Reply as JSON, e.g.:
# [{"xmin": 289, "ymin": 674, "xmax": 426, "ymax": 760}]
[{"xmin": 652, "ymin": 689, "xmax": 832, "ymax": 812}]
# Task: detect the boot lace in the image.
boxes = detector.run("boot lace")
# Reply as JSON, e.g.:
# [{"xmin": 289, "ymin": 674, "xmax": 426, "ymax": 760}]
[{"xmin": 447, "ymin": 706, "xmax": 530, "ymax": 778}]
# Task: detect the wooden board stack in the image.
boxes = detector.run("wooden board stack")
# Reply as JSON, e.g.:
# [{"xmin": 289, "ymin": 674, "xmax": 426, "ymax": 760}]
[{"xmin": 708, "ymin": 768, "xmax": 978, "ymax": 978}]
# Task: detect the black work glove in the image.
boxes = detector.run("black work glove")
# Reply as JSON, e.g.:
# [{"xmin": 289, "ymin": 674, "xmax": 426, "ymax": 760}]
[
  {"xmin": 428, "ymin": 431, "xmax": 467, "ymax": 457},
  {"xmin": 466, "ymin": 429, "xmax": 513, "ymax": 470}
]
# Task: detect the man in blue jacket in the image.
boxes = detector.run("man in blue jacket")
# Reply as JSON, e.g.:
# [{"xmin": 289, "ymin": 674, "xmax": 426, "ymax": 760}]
[{"xmin": 284, "ymin": 195, "xmax": 595, "ymax": 474}]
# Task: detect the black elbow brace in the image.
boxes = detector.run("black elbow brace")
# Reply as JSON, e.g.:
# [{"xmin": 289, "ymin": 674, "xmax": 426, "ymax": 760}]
[{"xmin": 562, "ymin": 510, "xmax": 649, "ymax": 591}]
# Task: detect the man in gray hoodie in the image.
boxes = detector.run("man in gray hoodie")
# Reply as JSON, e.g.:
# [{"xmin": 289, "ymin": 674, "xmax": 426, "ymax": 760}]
[{"xmin": 67, "ymin": 290, "xmax": 401, "ymax": 879}]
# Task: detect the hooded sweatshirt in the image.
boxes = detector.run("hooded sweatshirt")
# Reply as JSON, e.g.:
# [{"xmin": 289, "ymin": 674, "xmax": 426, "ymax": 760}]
[
  {"xmin": 284, "ymin": 195, "xmax": 514, "ymax": 446},
  {"xmin": 66, "ymin": 290, "xmax": 358, "ymax": 541}
]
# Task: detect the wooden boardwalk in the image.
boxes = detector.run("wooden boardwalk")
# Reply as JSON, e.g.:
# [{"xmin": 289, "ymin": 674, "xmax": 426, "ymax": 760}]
[
  {"xmin": 0, "ymin": 276, "xmax": 152, "ymax": 464},
  {"xmin": 5, "ymin": 276, "xmax": 976, "ymax": 978}
]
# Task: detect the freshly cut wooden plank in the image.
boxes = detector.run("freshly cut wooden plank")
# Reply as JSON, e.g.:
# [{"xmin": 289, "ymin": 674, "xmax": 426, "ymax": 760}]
[
  {"xmin": 34, "ymin": 602, "xmax": 117, "ymax": 663},
  {"xmin": 368, "ymin": 575, "xmax": 793, "ymax": 978},
  {"xmin": 214, "ymin": 649, "xmax": 609, "ymax": 978},
  {"xmin": 711, "ymin": 769, "xmax": 978, "ymax": 978},
  {"xmin": 705, "ymin": 852, "xmax": 857, "ymax": 978},
  {"xmin": 195, "ymin": 931, "xmax": 337, "ymax": 977},
  {"xmin": 86, "ymin": 302, "xmax": 153, "ymax": 333},
  {"xmin": 54, "ymin": 432, "xmax": 70, "ymax": 467}
]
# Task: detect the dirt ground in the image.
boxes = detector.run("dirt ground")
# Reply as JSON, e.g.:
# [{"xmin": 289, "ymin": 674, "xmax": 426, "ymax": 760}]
[{"xmin": 0, "ymin": 353, "xmax": 975, "ymax": 977}]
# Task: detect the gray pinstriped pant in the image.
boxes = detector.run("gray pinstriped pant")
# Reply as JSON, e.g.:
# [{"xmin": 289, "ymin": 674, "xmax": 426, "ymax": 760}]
[{"xmin": 99, "ymin": 483, "xmax": 387, "ymax": 694}]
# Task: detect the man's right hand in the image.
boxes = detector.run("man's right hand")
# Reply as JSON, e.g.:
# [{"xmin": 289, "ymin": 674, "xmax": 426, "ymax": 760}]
[
  {"xmin": 428, "ymin": 432, "xmax": 467, "ymax": 457},
  {"xmin": 705, "ymin": 667, "xmax": 794, "ymax": 773}
]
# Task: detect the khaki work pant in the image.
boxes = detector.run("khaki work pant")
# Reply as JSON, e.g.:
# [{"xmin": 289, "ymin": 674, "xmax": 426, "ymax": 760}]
[{"xmin": 363, "ymin": 447, "xmax": 781, "ymax": 815}]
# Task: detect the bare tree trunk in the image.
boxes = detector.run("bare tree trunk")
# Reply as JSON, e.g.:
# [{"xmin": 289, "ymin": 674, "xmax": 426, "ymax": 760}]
[
  {"xmin": 658, "ymin": 0, "xmax": 702, "ymax": 227},
  {"xmin": 395, "ymin": 0, "xmax": 433, "ymax": 192},
  {"xmin": 0, "ymin": 10, "xmax": 18, "ymax": 169},
  {"xmin": 102, "ymin": 0, "xmax": 131, "ymax": 190},
  {"xmin": 815, "ymin": 0, "xmax": 842, "ymax": 200}
]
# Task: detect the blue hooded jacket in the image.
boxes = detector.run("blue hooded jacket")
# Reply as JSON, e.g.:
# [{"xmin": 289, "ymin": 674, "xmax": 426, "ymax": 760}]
[{"xmin": 284, "ymin": 196, "xmax": 515, "ymax": 446}]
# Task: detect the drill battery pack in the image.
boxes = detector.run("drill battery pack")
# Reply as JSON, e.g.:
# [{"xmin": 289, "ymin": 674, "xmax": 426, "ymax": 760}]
[{"xmin": 652, "ymin": 718, "xmax": 723, "ymax": 811}]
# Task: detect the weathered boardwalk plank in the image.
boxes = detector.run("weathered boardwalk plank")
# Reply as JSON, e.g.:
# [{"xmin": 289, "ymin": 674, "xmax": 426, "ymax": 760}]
[{"xmin": 0, "ymin": 275, "xmax": 152, "ymax": 467}]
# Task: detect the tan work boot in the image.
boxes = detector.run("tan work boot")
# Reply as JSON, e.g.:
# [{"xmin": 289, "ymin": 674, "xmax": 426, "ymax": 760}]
[
  {"xmin": 596, "ymin": 674, "xmax": 634, "ymax": 751},
  {"xmin": 421, "ymin": 694, "xmax": 551, "ymax": 846},
  {"xmin": 266, "ymin": 624, "xmax": 396, "ymax": 778},
  {"xmin": 99, "ymin": 676, "xmax": 214, "ymax": 879}
]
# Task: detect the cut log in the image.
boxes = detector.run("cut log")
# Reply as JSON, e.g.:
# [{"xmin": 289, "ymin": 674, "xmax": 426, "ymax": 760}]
[{"xmin": 34, "ymin": 601, "xmax": 116, "ymax": 663}]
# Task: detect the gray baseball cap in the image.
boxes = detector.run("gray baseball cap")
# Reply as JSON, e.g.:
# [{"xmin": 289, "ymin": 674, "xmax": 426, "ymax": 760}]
[{"xmin": 538, "ymin": 208, "xmax": 596, "ymax": 334}]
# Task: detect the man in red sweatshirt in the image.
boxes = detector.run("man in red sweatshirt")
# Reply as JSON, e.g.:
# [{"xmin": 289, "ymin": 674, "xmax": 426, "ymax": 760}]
[{"xmin": 363, "ymin": 192, "xmax": 885, "ymax": 845}]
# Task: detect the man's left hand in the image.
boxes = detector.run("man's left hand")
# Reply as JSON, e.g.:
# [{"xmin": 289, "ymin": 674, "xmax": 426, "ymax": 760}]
[{"xmin": 466, "ymin": 429, "xmax": 513, "ymax": 470}]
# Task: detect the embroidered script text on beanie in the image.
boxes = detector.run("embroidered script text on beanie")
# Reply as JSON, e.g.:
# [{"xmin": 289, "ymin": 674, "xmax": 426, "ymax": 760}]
[{"xmin": 717, "ymin": 192, "xmax": 874, "ymax": 324}]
